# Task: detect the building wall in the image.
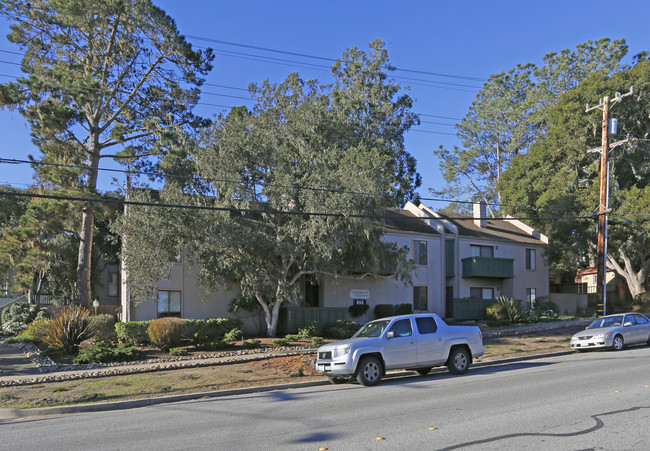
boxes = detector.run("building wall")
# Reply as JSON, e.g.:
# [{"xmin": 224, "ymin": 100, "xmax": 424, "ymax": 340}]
[
  {"xmin": 320, "ymin": 230, "xmax": 444, "ymax": 322},
  {"xmin": 94, "ymin": 261, "xmax": 121, "ymax": 308},
  {"xmin": 122, "ymin": 216, "xmax": 549, "ymax": 327},
  {"xmin": 452, "ymin": 236, "xmax": 548, "ymax": 307}
]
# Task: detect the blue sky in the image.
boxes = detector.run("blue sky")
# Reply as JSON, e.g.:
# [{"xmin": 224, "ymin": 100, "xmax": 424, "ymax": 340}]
[{"xmin": 0, "ymin": 0, "xmax": 648, "ymax": 206}]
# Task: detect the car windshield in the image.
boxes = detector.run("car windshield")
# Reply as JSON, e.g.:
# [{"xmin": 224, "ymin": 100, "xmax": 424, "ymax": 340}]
[
  {"xmin": 353, "ymin": 320, "xmax": 391, "ymax": 338},
  {"xmin": 587, "ymin": 315, "xmax": 624, "ymax": 329}
]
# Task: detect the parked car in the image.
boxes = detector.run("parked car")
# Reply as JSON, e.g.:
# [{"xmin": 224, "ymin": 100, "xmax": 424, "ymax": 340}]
[
  {"xmin": 570, "ymin": 313, "xmax": 650, "ymax": 352},
  {"xmin": 315, "ymin": 313, "xmax": 484, "ymax": 386}
]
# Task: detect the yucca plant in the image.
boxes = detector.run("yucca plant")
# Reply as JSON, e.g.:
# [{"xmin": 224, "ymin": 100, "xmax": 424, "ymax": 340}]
[
  {"xmin": 496, "ymin": 296, "xmax": 525, "ymax": 322},
  {"xmin": 41, "ymin": 305, "xmax": 93, "ymax": 354}
]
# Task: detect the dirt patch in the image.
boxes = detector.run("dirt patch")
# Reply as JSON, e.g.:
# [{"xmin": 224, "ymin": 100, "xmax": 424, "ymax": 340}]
[{"xmin": 479, "ymin": 326, "xmax": 581, "ymax": 362}]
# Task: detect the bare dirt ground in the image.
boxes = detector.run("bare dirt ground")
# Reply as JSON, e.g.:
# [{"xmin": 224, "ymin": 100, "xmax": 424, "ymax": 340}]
[{"xmin": 0, "ymin": 326, "xmax": 584, "ymax": 409}]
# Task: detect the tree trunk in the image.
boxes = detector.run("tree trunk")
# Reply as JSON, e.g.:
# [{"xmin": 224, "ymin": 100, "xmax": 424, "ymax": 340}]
[
  {"xmin": 76, "ymin": 140, "xmax": 100, "ymax": 307},
  {"xmin": 77, "ymin": 205, "xmax": 95, "ymax": 307},
  {"xmin": 607, "ymin": 251, "xmax": 646, "ymax": 299}
]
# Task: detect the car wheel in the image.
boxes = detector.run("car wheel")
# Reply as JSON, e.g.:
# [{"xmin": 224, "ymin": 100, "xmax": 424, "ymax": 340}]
[
  {"xmin": 356, "ymin": 356, "xmax": 383, "ymax": 386},
  {"xmin": 447, "ymin": 347, "xmax": 470, "ymax": 375},
  {"xmin": 327, "ymin": 376, "xmax": 349, "ymax": 385},
  {"xmin": 612, "ymin": 335, "xmax": 624, "ymax": 351},
  {"xmin": 416, "ymin": 367, "xmax": 432, "ymax": 376}
]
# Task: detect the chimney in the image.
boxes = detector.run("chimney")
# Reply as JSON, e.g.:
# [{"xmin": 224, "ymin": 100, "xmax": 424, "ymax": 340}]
[{"xmin": 473, "ymin": 202, "xmax": 487, "ymax": 228}]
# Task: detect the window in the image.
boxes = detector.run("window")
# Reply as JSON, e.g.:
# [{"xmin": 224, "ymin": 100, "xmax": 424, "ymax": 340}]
[
  {"xmin": 634, "ymin": 314, "xmax": 648, "ymax": 325},
  {"xmin": 413, "ymin": 286, "xmax": 428, "ymax": 311},
  {"xmin": 388, "ymin": 319, "xmax": 412, "ymax": 337},
  {"xmin": 158, "ymin": 290, "xmax": 181, "ymax": 317},
  {"xmin": 414, "ymin": 240, "xmax": 428, "ymax": 265},
  {"xmin": 526, "ymin": 249, "xmax": 536, "ymax": 270},
  {"xmin": 526, "ymin": 288, "xmax": 536, "ymax": 309},
  {"xmin": 415, "ymin": 316, "xmax": 437, "ymax": 334},
  {"xmin": 470, "ymin": 245, "xmax": 494, "ymax": 258},
  {"xmin": 470, "ymin": 287, "xmax": 494, "ymax": 300},
  {"xmin": 108, "ymin": 270, "xmax": 119, "ymax": 297},
  {"xmin": 1, "ymin": 278, "xmax": 8, "ymax": 297}
]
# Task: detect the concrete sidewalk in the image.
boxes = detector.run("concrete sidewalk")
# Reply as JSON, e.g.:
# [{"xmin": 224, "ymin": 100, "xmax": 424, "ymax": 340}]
[{"xmin": 0, "ymin": 342, "xmax": 43, "ymax": 378}]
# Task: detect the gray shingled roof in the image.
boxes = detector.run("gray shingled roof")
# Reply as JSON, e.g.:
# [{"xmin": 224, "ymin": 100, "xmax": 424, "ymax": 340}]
[
  {"xmin": 384, "ymin": 209, "xmax": 441, "ymax": 236},
  {"xmin": 436, "ymin": 214, "xmax": 546, "ymax": 246}
]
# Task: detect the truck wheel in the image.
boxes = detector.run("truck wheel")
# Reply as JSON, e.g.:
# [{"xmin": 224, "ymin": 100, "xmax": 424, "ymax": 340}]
[
  {"xmin": 447, "ymin": 347, "xmax": 470, "ymax": 375},
  {"xmin": 327, "ymin": 376, "xmax": 349, "ymax": 385},
  {"xmin": 611, "ymin": 335, "xmax": 624, "ymax": 351},
  {"xmin": 356, "ymin": 356, "xmax": 383, "ymax": 386},
  {"xmin": 416, "ymin": 367, "xmax": 432, "ymax": 376}
]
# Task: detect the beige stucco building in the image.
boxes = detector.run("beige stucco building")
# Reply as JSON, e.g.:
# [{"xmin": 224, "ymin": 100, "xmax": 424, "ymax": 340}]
[{"xmin": 120, "ymin": 202, "xmax": 550, "ymax": 333}]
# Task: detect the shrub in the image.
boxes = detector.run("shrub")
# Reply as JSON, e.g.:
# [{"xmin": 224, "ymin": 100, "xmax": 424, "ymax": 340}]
[
  {"xmin": 242, "ymin": 339, "xmax": 261, "ymax": 349},
  {"xmin": 187, "ymin": 318, "xmax": 243, "ymax": 348},
  {"xmin": 533, "ymin": 300, "xmax": 559, "ymax": 318},
  {"xmin": 522, "ymin": 310, "xmax": 539, "ymax": 323},
  {"xmin": 311, "ymin": 336, "xmax": 324, "ymax": 346},
  {"xmin": 273, "ymin": 338, "xmax": 289, "ymax": 346},
  {"xmin": 73, "ymin": 342, "xmax": 138, "ymax": 364},
  {"xmin": 115, "ymin": 321, "xmax": 151, "ymax": 345},
  {"xmin": 41, "ymin": 305, "xmax": 93, "ymax": 354},
  {"xmin": 224, "ymin": 328, "xmax": 242, "ymax": 343},
  {"xmin": 15, "ymin": 318, "xmax": 50, "ymax": 344},
  {"xmin": 394, "ymin": 303, "xmax": 413, "ymax": 315},
  {"xmin": 1, "ymin": 303, "xmax": 49, "ymax": 336},
  {"xmin": 485, "ymin": 302, "xmax": 506, "ymax": 322},
  {"xmin": 4, "ymin": 334, "xmax": 38, "ymax": 344},
  {"xmin": 285, "ymin": 334, "xmax": 301, "ymax": 341},
  {"xmin": 90, "ymin": 314, "xmax": 117, "ymax": 343},
  {"xmin": 348, "ymin": 304, "xmax": 369, "ymax": 318},
  {"xmin": 147, "ymin": 318, "xmax": 186, "ymax": 350},
  {"xmin": 298, "ymin": 320, "xmax": 321, "ymax": 338},
  {"xmin": 169, "ymin": 347, "xmax": 187, "ymax": 356},
  {"xmin": 374, "ymin": 304, "xmax": 394, "ymax": 319},
  {"xmin": 496, "ymin": 296, "xmax": 525, "ymax": 322},
  {"xmin": 323, "ymin": 320, "xmax": 360, "ymax": 339}
]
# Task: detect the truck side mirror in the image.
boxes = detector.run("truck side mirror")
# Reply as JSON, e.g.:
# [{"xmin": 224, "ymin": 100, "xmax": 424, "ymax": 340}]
[{"xmin": 386, "ymin": 331, "xmax": 395, "ymax": 339}]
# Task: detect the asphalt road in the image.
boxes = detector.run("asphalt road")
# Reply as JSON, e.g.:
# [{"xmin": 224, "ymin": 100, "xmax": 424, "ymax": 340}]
[{"xmin": 2, "ymin": 346, "xmax": 650, "ymax": 450}]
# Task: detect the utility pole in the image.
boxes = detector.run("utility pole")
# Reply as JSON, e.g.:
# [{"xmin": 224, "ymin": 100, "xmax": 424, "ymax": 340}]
[{"xmin": 585, "ymin": 87, "xmax": 632, "ymax": 317}]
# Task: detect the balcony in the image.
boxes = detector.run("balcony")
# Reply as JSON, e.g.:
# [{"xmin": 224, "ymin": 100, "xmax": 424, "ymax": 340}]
[{"xmin": 461, "ymin": 256, "xmax": 514, "ymax": 279}]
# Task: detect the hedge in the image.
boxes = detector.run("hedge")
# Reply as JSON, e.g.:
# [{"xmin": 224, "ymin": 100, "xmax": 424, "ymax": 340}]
[
  {"xmin": 115, "ymin": 317, "xmax": 243, "ymax": 346},
  {"xmin": 115, "ymin": 321, "xmax": 152, "ymax": 345}
]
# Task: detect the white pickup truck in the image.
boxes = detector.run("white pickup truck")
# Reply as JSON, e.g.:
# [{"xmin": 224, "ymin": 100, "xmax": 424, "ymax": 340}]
[{"xmin": 316, "ymin": 313, "xmax": 484, "ymax": 386}]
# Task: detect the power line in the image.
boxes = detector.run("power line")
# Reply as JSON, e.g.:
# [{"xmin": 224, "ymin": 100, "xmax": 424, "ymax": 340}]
[
  {"xmin": 184, "ymin": 35, "xmax": 487, "ymax": 82},
  {"xmin": 0, "ymin": 190, "xmax": 600, "ymax": 222},
  {"xmin": 1, "ymin": 46, "xmax": 481, "ymax": 94},
  {"xmin": 0, "ymin": 158, "xmax": 594, "ymax": 213},
  {"xmin": 0, "ymin": 72, "xmax": 463, "ymax": 122}
]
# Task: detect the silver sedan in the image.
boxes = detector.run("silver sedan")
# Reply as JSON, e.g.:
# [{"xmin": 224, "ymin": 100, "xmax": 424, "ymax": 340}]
[{"xmin": 570, "ymin": 313, "xmax": 650, "ymax": 351}]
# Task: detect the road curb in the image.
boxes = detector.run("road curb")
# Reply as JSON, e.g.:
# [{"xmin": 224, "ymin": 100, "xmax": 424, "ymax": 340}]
[{"xmin": 0, "ymin": 350, "xmax": 574, "ymax": 421}]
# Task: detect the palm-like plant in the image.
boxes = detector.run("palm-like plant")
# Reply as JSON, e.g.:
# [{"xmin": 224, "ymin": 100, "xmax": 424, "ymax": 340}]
[{"xmin": 42, "ymin": 305, "xmax": 93, "ymax": 354}]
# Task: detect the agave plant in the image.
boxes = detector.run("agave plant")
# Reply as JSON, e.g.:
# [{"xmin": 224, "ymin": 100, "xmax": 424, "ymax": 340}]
[
  {"xmin": 41, "ymin": 305, "xmax": 93, "ymax": 354},
  {"xmin": 496, "ymin": 296, "xmax": 525, "ymax": 322}
]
